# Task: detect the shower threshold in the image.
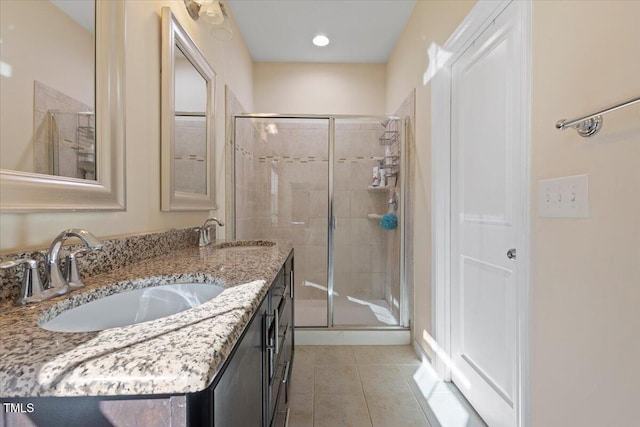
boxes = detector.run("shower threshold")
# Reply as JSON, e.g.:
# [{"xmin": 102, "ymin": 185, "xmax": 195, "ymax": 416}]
[
  {"xmin": 294, "ymin": 298, "xmax": 409, "ymax": 345},
  {"xmin": 295, "ymin": 328, "xmax": 410, "ymax": 346}
]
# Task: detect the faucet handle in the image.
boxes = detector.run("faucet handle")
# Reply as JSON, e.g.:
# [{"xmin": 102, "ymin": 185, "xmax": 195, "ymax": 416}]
[
  {"xmin": 0, "ymin": 258, "xmax": 59, "ymax": 305},
  {"xmin": 197, "ymin": 226, "xmax": 212, "ymax": 247},
  {"xmin": 63, "ymin": 248, "xmax": 92, "ymax": 290},
  {"xmin": 198, "ymin": 217, "xmax": 224, "ymax": 247}
]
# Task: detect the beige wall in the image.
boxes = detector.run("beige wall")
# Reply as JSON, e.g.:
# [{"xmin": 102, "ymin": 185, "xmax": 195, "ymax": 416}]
[
  {"xmin": 254, "ymin": 62, "xmax": 386, "ymax": 115},
  {"xmin": 0, "ymin": 0, "xmax": 253, "ymax": 251},
  {"xmin": 386, "ymin": 0, "xmax": 475, "ymax": 359},
  {"xmin": 0, "ymin": 0, "xmax": 94, "ymax": 172},
  {"xmin": 530, "ymin": 1, "xmax": 640, "ymax": 425},
  {"xmin": 3, "ymin": 1, "xmax": 638, "ymax": 422},
  {"xmin": 388, "ymin": 0, "xmax": 640, "ymax": 425}
]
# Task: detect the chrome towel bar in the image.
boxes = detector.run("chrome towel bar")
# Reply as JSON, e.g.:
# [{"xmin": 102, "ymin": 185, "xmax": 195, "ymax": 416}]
[{"xmin": 556, "ymin": 95, "xmax": 640, "ymax": 137}]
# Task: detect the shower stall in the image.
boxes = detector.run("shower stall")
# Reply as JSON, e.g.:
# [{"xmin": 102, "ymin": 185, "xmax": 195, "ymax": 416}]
[
  {"xmin": 232, "ymin": 115, "xmax": 408, "ymax": 334},
  {"xmin": 48, "ymin": 110, "xmax": 96, "ymax": 180}
]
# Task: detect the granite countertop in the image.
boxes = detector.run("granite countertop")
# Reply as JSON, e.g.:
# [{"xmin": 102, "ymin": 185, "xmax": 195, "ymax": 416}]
[{"xmin": 0, "ymin": 239, "xmax": 293, "ymax": 398}]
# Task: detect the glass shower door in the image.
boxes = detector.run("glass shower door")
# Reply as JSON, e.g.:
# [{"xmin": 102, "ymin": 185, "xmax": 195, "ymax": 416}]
[
  {"xmin": 331, "ymin": 118, "xmax": 401, "ymax": 326},
  {"xmin": 234, "ymin": 115, "xmax": 405, "ymax": 329},
  {"xmin": 234, "ymin": 116, "xmax": 330, "ymax": 327}
]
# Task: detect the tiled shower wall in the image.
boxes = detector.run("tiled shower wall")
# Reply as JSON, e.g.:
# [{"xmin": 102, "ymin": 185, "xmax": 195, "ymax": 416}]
[
  {"xmin": 252, "ymin": 120, "xmax": 330, "ymax": 303},
  {"xmin": 235, "ymin": 118, "xmax": 402, "ymax": 320},
  {"xmin": 234, "ymin": 116, "xmax": 258, "ymax": 240},
  {"xmin": 174, "ymin": 117, "xmax": 206, "ymax": 195},
  {"xmin": 333, "ymin": 121, "xmax": 398, "ymax": 304}
]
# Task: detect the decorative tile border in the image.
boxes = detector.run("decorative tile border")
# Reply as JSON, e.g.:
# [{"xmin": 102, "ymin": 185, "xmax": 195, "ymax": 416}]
[
  {"xmin": 235, "ymin": 144, "xmax": 254, "ymax": 160},
  {"xmin": 255, "ymin": 155, "xmax": 390, "ymax": 164}
]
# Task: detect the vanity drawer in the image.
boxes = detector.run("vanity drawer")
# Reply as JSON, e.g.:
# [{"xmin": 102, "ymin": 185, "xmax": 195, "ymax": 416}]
[
  {"xmin": 265, "ymin": 251, "xmax": 295, "ymax": 427},
  {"xmin": 266, "ymin": 319, "xmax": 291, "ymax": 424},
  {"xmin": 270, "ymin": 352, "xmax": 291, "ymax": 427},
  {"xmin": 266, "ymin": 314, "xmax": 290, "ymax": 382},
  {"xmin": 278, "ymin": 286, "xmax": 290, "ymax": 328},
  {"xmin": 270, "ymin": 267, "xmax": 286, "ymax": 312},
  {"xmin": 271, "ymin": 366, "xmax": 291, "ymax": 427},
  {"xmin": 272, "ymin": 404, "xmax": 290, "ymax": 427}
]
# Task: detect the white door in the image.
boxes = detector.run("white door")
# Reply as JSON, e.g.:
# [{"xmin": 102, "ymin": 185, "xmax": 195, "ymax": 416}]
[{"xmin": 450, "ymin": 3, "xmax": 525, "ymax": 426}]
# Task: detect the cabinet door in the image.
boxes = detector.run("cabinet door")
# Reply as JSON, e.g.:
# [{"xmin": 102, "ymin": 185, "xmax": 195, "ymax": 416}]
[{"xmin": 213, "ymin": 297, "xmax": 266, "ymax": 427}]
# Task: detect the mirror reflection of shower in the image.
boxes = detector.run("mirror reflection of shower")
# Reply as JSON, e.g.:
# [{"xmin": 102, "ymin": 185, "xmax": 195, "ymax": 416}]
[
  {"xmin": 32, "ymin": 81, "xmax": 96, "ymax": 180},
  {"xmin": 48, "ymin": 110, "xmax": 96, "ymax": 180}
]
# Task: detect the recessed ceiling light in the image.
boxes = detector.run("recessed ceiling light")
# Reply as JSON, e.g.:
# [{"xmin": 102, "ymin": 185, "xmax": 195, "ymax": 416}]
[{"xmin": 312, "ymin": 35, "xmax": 330, "ymax": 47}]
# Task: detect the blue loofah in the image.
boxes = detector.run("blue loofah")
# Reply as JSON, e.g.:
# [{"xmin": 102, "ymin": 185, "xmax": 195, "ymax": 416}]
[{"xmin": 380, "ymin": 213, "xmax": 398, "ymax": 230}]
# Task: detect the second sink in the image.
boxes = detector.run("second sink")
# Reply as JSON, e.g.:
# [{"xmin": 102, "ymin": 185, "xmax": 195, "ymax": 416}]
[
  {"xmin": 40, "ymin": 283, "xmax": 225, "ymax": 333},
  {"xmin": 212, "ymin": 240, "xmax": 276, "ymax": 251}
]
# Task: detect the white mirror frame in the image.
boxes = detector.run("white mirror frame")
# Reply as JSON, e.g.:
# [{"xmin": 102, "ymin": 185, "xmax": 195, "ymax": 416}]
[
  {"xmin": 0, "ymin": 0, "xmax": 126, "ymax": 212},
  {"xmin": 161, "ymin": 7, "xmax": 217, "ymax": 211}
]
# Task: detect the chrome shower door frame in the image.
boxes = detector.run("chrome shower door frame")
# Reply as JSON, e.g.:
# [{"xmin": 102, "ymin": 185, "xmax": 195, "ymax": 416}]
[
  {"xmin": 231, "ymin": 113, "xmax": 409, "ymax": 330},
  {"xmin": 327, "ymin": 117, "xmax": 335, "ymax": 328}
]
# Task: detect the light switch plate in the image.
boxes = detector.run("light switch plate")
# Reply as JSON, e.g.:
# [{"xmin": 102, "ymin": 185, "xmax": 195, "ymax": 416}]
[{"xmin": 539, "ymin": 174, "xmax": 589, "ymax": 218}]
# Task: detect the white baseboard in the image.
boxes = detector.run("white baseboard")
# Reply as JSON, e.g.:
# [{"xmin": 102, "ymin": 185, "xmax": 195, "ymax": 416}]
[
  {"xmin": 413, "ymin": 339, "xmax": 433, "ymax": 365},
  {"xmin": 294, "ymin": 328, "xmax": 410, "ymax": 345}
]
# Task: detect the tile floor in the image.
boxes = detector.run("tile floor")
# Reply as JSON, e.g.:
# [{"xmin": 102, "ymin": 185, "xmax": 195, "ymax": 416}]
[{"xmin": 289, "ymin": 345, "xmax": 487, "ymax": 427}]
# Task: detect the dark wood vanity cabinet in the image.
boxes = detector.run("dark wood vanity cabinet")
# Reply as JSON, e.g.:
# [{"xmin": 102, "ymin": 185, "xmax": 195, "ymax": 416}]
[
  {"xmin": 188, "ymin": 295, "xmax": 267, "ymax": 427},
  {"xmin": 189, "ymin": 250, "xmax": 295, "ymax": 427},
  {"xmin": 266, "ymin": 252, "xmax": 294, "ymax": 427}
]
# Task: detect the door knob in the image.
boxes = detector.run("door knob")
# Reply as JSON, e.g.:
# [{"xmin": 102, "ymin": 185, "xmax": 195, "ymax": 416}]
[{"xmin": 507, "ymin": 248, "xmax": 516, "ymax": 260}]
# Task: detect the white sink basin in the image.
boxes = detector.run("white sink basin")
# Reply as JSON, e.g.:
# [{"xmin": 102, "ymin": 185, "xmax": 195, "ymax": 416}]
[{"xmin": 40, "ymin": 283, "xmax": 225, "ymax": 332}]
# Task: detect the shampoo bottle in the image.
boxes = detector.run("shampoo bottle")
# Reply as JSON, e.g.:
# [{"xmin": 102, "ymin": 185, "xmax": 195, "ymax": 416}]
[{"xmin": 371, "ymin": 166, "xmax": 380, "ymax": 187}]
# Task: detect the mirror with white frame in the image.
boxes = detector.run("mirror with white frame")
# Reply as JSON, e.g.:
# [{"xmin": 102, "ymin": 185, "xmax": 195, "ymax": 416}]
[
  {"xmin": 161, "ymin": 7, "xmax": 217, "ymax": 211},
  {"xmin": 0, "ymin": 0, "xmax": 125, "ymax": 212}
]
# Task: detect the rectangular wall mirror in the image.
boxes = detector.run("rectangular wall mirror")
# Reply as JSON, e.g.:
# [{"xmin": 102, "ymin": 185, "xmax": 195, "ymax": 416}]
[
  {"xmin": 0, "ymin": 0, "xmax": 125, "ymax": 212},
  {"xmin": 161, "ymin": 7, "xmax": 217, "ymax": 211}
]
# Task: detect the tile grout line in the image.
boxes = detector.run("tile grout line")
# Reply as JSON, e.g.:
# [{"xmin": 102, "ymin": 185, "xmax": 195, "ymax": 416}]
[
  {"xmin": 405, "ymin": 367, "xmax": 434, "ymax": 427},
  {"xmin": 355, "ymin": 355, "xmax": 375, "ymax": 427},
  {"xmin": 397, "ymin": 362, "xmax": 435, "ymax": 427},
  {"xmin": 303, "ymin": 345, "xmax": 429, "ymax": 427}
]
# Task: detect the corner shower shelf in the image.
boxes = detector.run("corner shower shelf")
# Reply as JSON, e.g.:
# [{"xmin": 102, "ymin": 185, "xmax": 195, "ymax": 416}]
[
  {"xmin": 367, "ymin": 185, "xmax": 390, "ymax": 192},
  {"xmin": 379, "ymin": 130, "xmax": 398, "ymax": 145}
]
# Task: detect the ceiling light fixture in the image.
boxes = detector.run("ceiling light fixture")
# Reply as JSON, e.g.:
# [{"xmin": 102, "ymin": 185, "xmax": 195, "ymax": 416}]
[{"xmin": 312, "ymin": 35, "xmax": 330, "ymax": 47}]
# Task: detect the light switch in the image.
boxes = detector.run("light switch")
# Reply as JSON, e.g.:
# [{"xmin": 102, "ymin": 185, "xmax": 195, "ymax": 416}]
[{"xmin": 539, "ymin": 174, "xmax": 589, "ymax": 218}]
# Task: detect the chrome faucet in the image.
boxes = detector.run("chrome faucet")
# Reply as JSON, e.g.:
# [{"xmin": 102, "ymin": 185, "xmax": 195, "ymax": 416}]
[
  {"xmin": 197, "ymin": 217, "xmax": 224, "ymax": 247},
  {"xmin": 0, "ymin": 258, "xmax": 65, "ymax": 305},
  {"xmin": 46, "ymin": 228, "xmax": 103, "ymax": 291}
]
